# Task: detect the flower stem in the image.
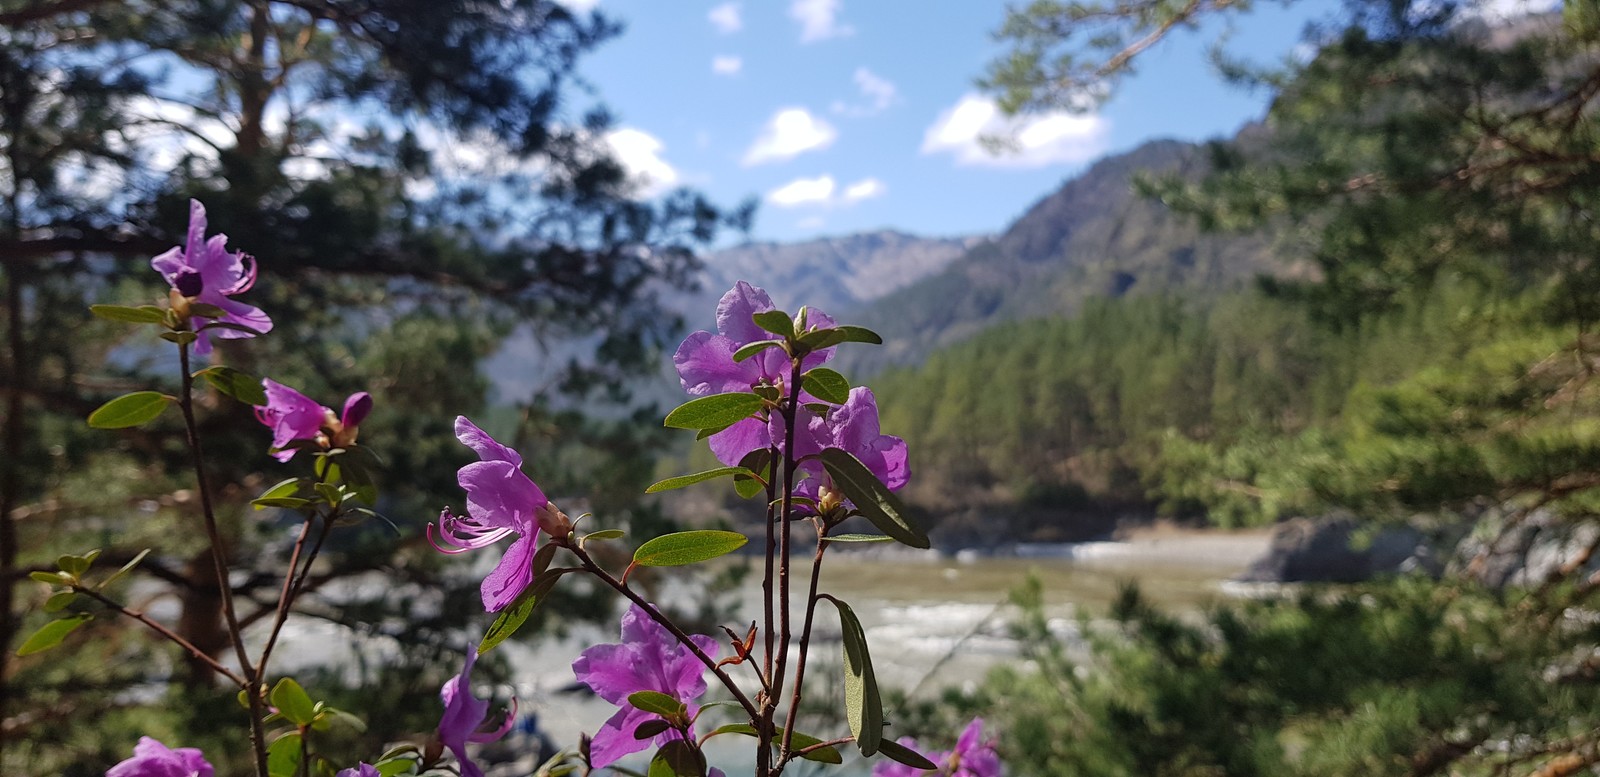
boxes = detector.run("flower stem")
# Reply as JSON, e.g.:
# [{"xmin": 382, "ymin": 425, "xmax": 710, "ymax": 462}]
[
  {"xmin": 178, "ymin": 342, "xmax": 269, "ymax": 777},
  {"xmin": 778, "ymin": 521, "xmax": 828, "ymax": 767},
  {"xmin": 72, "ymin": 587, "xmax": 247, "ymax": 686}
]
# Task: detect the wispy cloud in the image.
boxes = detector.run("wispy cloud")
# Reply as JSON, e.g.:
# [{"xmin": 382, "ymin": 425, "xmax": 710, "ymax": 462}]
[
  {"xmin": 921, "ymin": 94, "xmax": 1108, "ymax": 168},
  {"xmin": 742, "ymin": 108, "xmax": 837, "ymax": 166},
  {"xmin": 766, "ymin": 174, "xmax": 884, "ymax": 208},
  {"xmin": 790, "ymin": 0, "xmax": 852, "ymax": 42},
  {"xmin": 832, "ymin": 67, "xmax": 897, "ymax": 116},
  {"xmin": 712, "ymin": 55, "xmax": 743, "ymax": 76},
  {"xmin": 708, "ymin": 2, "xmax": 742, "ymax": 34}
]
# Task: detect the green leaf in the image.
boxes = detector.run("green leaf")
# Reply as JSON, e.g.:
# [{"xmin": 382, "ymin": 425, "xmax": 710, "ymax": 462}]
[
  {"xmin": 647, "ymin": 739, "xmax": 705, "ymax": 777},
  {"xmin": 28, "ymin": 571, "xmax": 65, "ymax": 585},
  {"xmin": 478, "ymin": 568, "xmax": 564, "ymax": 654},
  {"xmin": 876, "ymin": 738, "xmax": 937, "ymax": 770},
  {"xmin": 695, "ymin": 423, "xmax": 731, "ymax": 441},
  {"xmin": 98, "ymin": 548, "xmax": 151, "ymax": 589},
  {"xmin": 159, "ymin": 330, "xmax": 199, "ymax": 345},
  {"xmin": 645, "ymin": 467, "xmax": 754, "ymax": 494},
  {"xmin": 90, "ymin": 304, "xmax": 167, "ymax": 324},
  {"xmin": 735, "ymin": 448, "xmax": 772, "ymax": 500},
  {"xmin": 373, "ymin": 758, "xmax": 416, "ymax": 777},
  {"xmin": 751, "ymin": 309, "xmax": 795, "ymax": 340},
  {"xmin": 194, "ymin": 365, "xmax": 268, "ymax": 406},
  {"xmin": 632, "ymin": 530, "xmax": 748, "ymax": 567},
  {"xmin": 706, "ymin": 724, "xmax": 842, "ymax": 764},
  {"xmin": 197, "ymin": 320, "xmax": 264, "ymax": 335},
  {"xmin": 835, "ymin": 325, "xmax": 883, "ymax": 344},
  {"xmin": 581, "ymin": 528, "xmax": 625, "ymax": 543},
  {"xmin": 663, "ymin": 393, "xmax": 765, "ymax": 430},
  {"xmin": 187, "ymin": 302, "xmax": 227, "ymax": 319},
  {"xmin": 801, "ymin": 368, "xmax": 850, "ymax": 405},
  {"xmin": 827, "ymin": 597, "xmax": 884, "ymax": 756},
  {"xmin": 627, "ymin": 690, "xmax": 687, "ymax": 719},
  {"xmin": 819, "ymin": 449, "xmax": 929, "ymax": 549},
  {"xmin": 252, "ymin": 497, "xmax": 312, "ymax": 510},
  {"xmin": 87, "ymin": 392, "xmax": 174, "ymax": 429},
  {"xmin": 56, "ymin": 553, "xmax": 92, "ymax": 577},
  {"xmin": 256, "ymin": 478, "xmax": 302, "ymax": 501},
  {"xmin": 732, "ymin": 339, "xmax": 786, "ymax": 362},
  {"xmin": 795, "ymin": 328, "xmax": 849, "ymax": 351},
  {"xmin": 823, "ymin": 533, "xmax": 895, "ymax": 543},
  {"xmin": 634, "ymin": 719, "xmax": 671, "ymax": 740},
  {"xmin": 270, "ymin": 678, "xmax": 317, "ymax": 726},
  {"xmin": 17, "ymin": 614, "xmax": 91, "ymax": 656},
  {"xmin": 267, "ymin": 732, "xmax": 302, "ymax": 777},
  {"xmin": 42, "ymin": 591, "xmax": 77, "ymax": 613}
]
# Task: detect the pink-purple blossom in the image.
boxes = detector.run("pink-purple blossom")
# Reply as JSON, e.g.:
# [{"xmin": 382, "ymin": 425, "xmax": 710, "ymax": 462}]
[
  {"xmin": 438, "ymin": 647, "xmax": 515, "ymax": 777},
  {"xmin": 430, "ymin": 416, "xmax": 548, "ymax": 612},
  {"xmin": 254, "ymin": 380, "xmax": 372, "ymax": 462},
  {"xmin": 871, "ymin": 719, "xmax": 999, "ymax": 777},
  {"xmin": 150, "ymin": 199, "xmax": 272, "ymax": 355},
  {"xmin": 571, "ymin": 604, "xmax": 718, "ymax": 768},
  {"xmin": 781, "ymin": 387, "xmax": 910, "ymax": 508},
  {"xmin": 673, "ymin": 281, "xmax": 837, "ymax": 466},
  {"xmin": 106, "ymin": 736, "xmax": 212, "ymax": 777}
]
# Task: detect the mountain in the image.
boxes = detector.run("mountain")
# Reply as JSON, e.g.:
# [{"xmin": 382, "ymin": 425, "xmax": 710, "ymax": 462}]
[
  {"xmin": 694, "ymin": 229, "xmax": 986, "ymax": 316},
  {"xmin": 845, "ymin": 138, "xmax": 1295, "ymax": 371}
]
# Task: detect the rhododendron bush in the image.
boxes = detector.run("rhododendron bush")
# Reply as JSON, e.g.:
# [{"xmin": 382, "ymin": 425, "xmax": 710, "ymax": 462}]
[{"xmin": 23, "ymin": 202, "xmax": 1000, "ymax": 777}]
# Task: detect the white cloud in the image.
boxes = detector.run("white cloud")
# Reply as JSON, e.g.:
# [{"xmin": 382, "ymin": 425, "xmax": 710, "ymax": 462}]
[
  {"xmin": 742, "ymin": 107, "xmax": 837, "ymax": 166},
  {"xmin": 605, "ymin": 127, "xmax": 679, "ymax": 197},
  {"xmin": 560, "ymin": 0, "xmax": 600, "ymax": 12},
  {"xmin": 708, "ymin": 2, "xmax": 742, "ymax": 33},
  {"xmin": 767, "ymin": 174, "xmax": 884, "ymax": 208},
  {"xmin": 790, "ymin": 0, "xmax": 853, "ymax": 42},
  {"xmin": 842, "ymin": 177, "xmax": 885, "ymax": 203},
  {"xmin": 768, "ymin": 175, "xmax": 835, "ymax": 207},
  {"xmin": 921, "ymin": 94, "xmax": 1108, "ymax": 168},
  {"xmin": 712, "ymin": 55, "xmax": 743, "ymax": 75},
  {"xmin": 1473, "ymin": 0, "xmax": 1559, "ymax": 20},
  {"xmin": 833, "ymin": 67, "xmax": 897, "ymax": 116}
]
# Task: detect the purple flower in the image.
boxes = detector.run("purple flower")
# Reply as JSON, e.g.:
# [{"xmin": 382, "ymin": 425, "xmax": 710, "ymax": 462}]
[
  {"xmin": 254, "ymin": 380, "xmax": 372, "ymax": 462},
  {"xmin": 150, "ymin": 199, "xmax": 272, "ymax": 355},
  {"xmin": 430, "ymin": 416, "xmax": 548, "ymax": 612},
  {"xmin": 571, "ymin": 604, "xmax": 718, "ymax": 768},
  {"xmin": 785, "ymin": 387, "xmax": 910, "ymax": 508},
  {"xmin": 335, "ymin": 765, "xmax": 380, "ymax": 777},
  {"xmin": 106, "ymin": 736, "xmax": 212, "ymax": 777},
  {"xmin": 870, "ymin": 719, "xmax": 1000, "ymax": 777},
  {"xmin": 673, "ymin": 281, "xmax": 837, "ymax": 466},
  {"xmin": 438, "ymin": 647, "xmax": 515, "ymax": 777}
]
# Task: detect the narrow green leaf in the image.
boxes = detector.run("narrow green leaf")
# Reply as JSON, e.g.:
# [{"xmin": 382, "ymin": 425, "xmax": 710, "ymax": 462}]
[
  {"xmin": 90, "ymin": 304, "xmax": 167, "ymax": 324},
  {"xmin": 42, "ymin": 591, "xmax": 77, "ymax": 613},
  {"xmin": 707, "ymin": 723, "xmax": 843, "ymax": 764},
  {"xmin": 732, "ymin": 339, "xmax": 785, "ymax": 362},
  {"xmin": 251, "ymin": 497, "xmax": 312, "ymax": 511},
  {"xmin": 257, "ymin": 478, "xmax": 302, "ymax": 501},
  {"xmin": 645, "ymin": 467, "xmax": 754, "ymax": 494},
  {"xmin": 836, "ymin": 325, "xmax": 883, "ymax": 344},
  {"xmin": 634, "ymin": 719, "xmax": 671, "ymax": 740},
  {"xmin": 98, "ymin": 548, "xmax": 151, "ymax": 590},
  {"xmin": 478, "ymin": 569, "xmax": 564, "ymax": 654},
  {"xmin": 823, "ymin": 533, "xmax": 895, "ymax": 543},
  {"xmin": 266, "ymin": 732, "xmax": 302, "ymax": 777},
  {"xmin": 695, "ymin": 423, "xmax": 731, "ymax": 441},
  {"xmin": 632, "ymin": 530, "xmax": 748, "ymax": 567},
  {"xmin": 194, "ymin": 365, "xmax": 268, "ymax": 406},
  {"xmin": 581, "ymin": 528, "xmax": 625, "ymax": 543},
  {"xmin": 87, "ymin": 392, "xmax": 174, "ymax": 429},
  {"xmin": 876, "ymin": 738, "xmax": 937, "ymax": 770},
  {"xmin": 751, "ymin": 309, "xmax": 795, "ymax": 340},
  {"xmin": 271, "ymin": 678, "xmax": 317, "ymax": 726},
  {"xmin": 627, "ymin": 690, "xmax": 687, "ymax": 719},
  {"xmin": 158, "ymin": 330, "xmax": 199, "ymax": 345},
  {"xmin": 17, "ymin": 614, "xmax": 91, "ymax": 656},
  {"xmin": 197, "ymin": 321, "xmax": 264, "ymax": 335},
  {"xmin": 801, "ymin": 368, "xmax": 850, "ymax": 405},
  {"xmin": 28, "ymin": 571, "xmax": 65, "ymax": 585},
  {"xmin": 796, "ymin": 328, "xmax": 849, "ymax": 351},
  {"xmin": 663, "ymin": 393, "xmax": 765, "ymax": 430},
  {"xmin": 819, "ymin": 449, "xmax": 929, "ymax": 549},
  {"xmin": 827, "ymin": 597, "xmax": 884, "ymax": 756}
]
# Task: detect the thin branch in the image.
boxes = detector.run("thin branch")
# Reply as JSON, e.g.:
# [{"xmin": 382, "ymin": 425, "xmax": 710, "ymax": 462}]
[{"xmin": 72, "ymin": 587, "xmax": 246, "ymax": 686}]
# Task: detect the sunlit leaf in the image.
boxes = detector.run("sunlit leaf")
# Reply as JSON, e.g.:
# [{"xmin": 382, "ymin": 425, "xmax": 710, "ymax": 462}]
[
  {"xmin": 478, "ymin": 568, "xmax": 564, "ymax": 654},
  {"xmin": 733, "ymin": 339, "xmax": 786, "ymax": 362},
  {"xmin": 820, "ymin": 449, "xmax": 929, "ymax": 549},
  {"xmin": 87, "ymin": 392, "xmax": 174, "ymax": 429},
  {"xmin": 632, "ymin": 530, "xmax": 748, "ymax": 567},
  {"xmin": 627, "ymin": 690, "xmax": 687, "ymax": 719},
  {"xmin": 645, "ymin": 467, "xmax": 754, "ymax": 494},
  {"xmin": 270, "ymin": 678, "xmax": 317, "ymax": 726},
  {"xmin": 194, "ymin": 365, "xmax": 268, "ymax": 405},
  {"xmin": 752, "ymin": 309, "xmax": 795, "ymax": 340},
  {"xmin": 663, "ymin": 393, "xmax": 765, "ymax": 430},
  {"xmin": 827, "ymin": 597, "xmax": 883, "ymax": 755},
  {"xmin": 801, "ymin": 368, "xmax": 850, "ymax": 404},
  {"xmin": 17, "ymin": 614, "xmax": 91, "ymax": 656},
  {"xmin": 89, "ymin": 304, "xmax": 167, "ymax": 324}
]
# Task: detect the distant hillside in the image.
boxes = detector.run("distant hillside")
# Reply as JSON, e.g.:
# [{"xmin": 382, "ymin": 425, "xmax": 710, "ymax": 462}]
[{"xmin": 846, "ymin": 138, "xmax": 1293, "ymax": 371}]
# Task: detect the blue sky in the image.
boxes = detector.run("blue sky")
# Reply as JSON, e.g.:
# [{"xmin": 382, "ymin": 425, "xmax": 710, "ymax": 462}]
[{"xmin": 566, "ymin": 0, "xmax": 1341, "ymax": 244}]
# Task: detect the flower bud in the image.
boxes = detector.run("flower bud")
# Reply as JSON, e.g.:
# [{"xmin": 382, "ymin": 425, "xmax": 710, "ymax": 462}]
[
  {"xmin": 537, "ymin": 502, "xmax": 574, "ymax": 541},
  {"xmin": 168, "ymin": 288, "xmax": 192, "ymax": 321}
]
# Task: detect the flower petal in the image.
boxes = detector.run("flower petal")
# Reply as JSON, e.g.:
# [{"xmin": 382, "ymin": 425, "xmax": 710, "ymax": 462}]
[
  {"xmin": 674, "ymin": 331, "xmax": 760, "ymax": 397},
  {"xmin": 714, "ymin": 281, "xmax": 776, "ymax": 344},
  {"xmin": 480, "ymin": 532, "xmax": 539, "ymax": 612},
  {"xmin": 455, "ymin": 416, "xmax": 522, "ymax": 467},
  {"xmin": 708, "ymin": 416, "xmax": 770, "ymax": 467}
]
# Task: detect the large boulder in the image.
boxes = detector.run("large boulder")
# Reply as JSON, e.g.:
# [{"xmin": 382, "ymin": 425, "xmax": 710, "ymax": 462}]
[
  {"xmin": 1236, "ymin": 513, "xmax": 1438, "ymax": 583},
  {"xmin": 1451, "ymin": 506, "xmax": 1600, "ymax": 588}
]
